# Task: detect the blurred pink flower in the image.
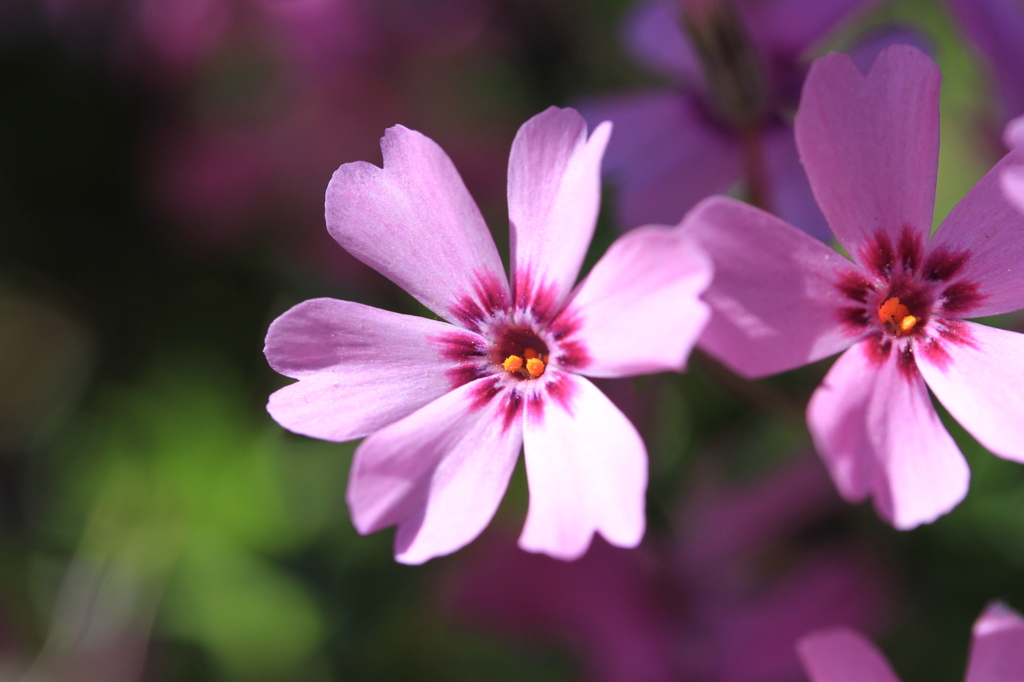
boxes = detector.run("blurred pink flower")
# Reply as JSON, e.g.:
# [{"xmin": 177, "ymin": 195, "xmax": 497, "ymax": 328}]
[
  {"xmin": 1002, "ymin": 114, "xmax": 1024, "ymax": 213},
  {"xmin": 446, "ymin": 458, "xmax": 889, "ymax": 682},
  {"xmin": 686, "ymin": 45, "xmax": 1024, "ymax": 528},
  {"xmin": 942, "ymin": 0, "xmax": 1024, "ymax": 131},
  {"xmin": 579, "ymin": 0, "xmax": 888, "ymax": 238},
  {"xmin": 798, "ymin": 602, "xmax": 1024, "ymax": 682},
  {"xmin": 264, "ymin": 107, "xmax": 713, "ymax": 564}
]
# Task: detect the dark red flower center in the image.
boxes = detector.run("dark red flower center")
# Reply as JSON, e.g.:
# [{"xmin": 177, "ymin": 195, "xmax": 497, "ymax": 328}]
[{"xmin": 493, "ymin": 326, "xmax": 550, "ymax": 380}]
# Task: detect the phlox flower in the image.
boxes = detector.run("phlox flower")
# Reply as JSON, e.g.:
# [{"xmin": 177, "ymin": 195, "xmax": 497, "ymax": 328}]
[
  {"xmin": 580, "ymin": 0, "xmax": 886, "ymax": 238},
  {"xmin": 684, "ymin": 45, "xmax": 1024, "ymax": 529},
  {"xmin": 263, "ymin": 107, "xmax": 712, "ymax": 564},
  {"xmin": 798, "ymin": 602, "xmax": 1024, "ymax": 682}
]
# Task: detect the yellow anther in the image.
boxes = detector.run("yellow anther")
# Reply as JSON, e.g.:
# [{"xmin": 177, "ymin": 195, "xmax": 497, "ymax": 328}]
[
  {"xmin": 878, "ymin": 297, "xmax": 917, "ymax": 336},
  {"xmin": 526, "ymin": 357, "xmax": 545, "ymax": 377},
  {"xmin": 523, "ymin": 348, "xmax": 540, "ymax": 360},
  {"xmin": 503, "ymin": 355, "xmax": 523, "ymax": 372}
]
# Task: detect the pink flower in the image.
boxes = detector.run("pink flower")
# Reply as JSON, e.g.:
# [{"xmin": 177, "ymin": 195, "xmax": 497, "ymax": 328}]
[
  {"xmin": 684, "ymin": 45, "xmax": 1024, "ymax": 529},
  {"xmin": 264, "ymin": 107, "xmax": 712, "ymax": 564},
  {"xmin": 1002, "ymin": 114, "xmax": 1024, "ymax": 213},
  {"xmin": 798, "ymin": 602, "xmax": 1024, "ymax": 682}
]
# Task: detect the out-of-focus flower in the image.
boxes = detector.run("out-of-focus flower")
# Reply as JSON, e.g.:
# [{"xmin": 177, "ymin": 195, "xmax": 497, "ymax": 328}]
[
  {"xmin": 446, "ymin": 458, "xmax": 889, "ymax": 682},
  {"xmin": 580, "ymin": 0, "xmax": 885, "ymax": 238},
  {"xmin": 798, "ymin": 602, "xmax": 1024, "ymax": 682},
  {"xmin": 942, "ymin": 0, "xmax": 1024, "ymax": 132},
  {"xmin": 264, "ymin": 107, "xmax": 713, "ymax": 564},
  {"xmin": 1002, "ymin": 113, "xmax": 1024, "ymax": 213},
  {"xmin": 686, "ymin": 45, "xmax": 1024, "ymax": 529}
]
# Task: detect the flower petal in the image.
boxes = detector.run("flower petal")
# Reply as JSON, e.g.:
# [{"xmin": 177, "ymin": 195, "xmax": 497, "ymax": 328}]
[
  {"xmin": 927, "ymin": 148, "xmax": 1024, "ymax": 317},
  {"xmin": 1003, "ymin": 165, "xmax": 1024, "ymax": 215},
  {"xmin": 917, "ymin": 321, "xmax": 1024, "ymax": 464},
  {"xmin": 762, "ymin": 125, "xmax": 831, "ymax": 241},
  {"xmin": 1006, "ymin": 114, "xmax": 1024, "ymax": 149},
  {"xmin": 265, "ymin": 299, "xmax": 479, "ymax": 441},
  {"xmin": 622, "ymin": 0, "xmax": 703, "ymax": 81},
  {"xmin": 807, "ymin": 341, "xmax": 969, "ymax": 530},
  {"xmin": 326, "ymin": 125, "xmax": 508, "ymax": 323},
  {"xmin": 347, "ymin": 378, "xmax": 523, "ymax": 565},
  {"xmin": 580, "ymin": 92, "xmax": 742, "ymax": 229},
  {"xmin": 795, "ymin": 44, "xmax": 939, "ymax": 260},
  {"xmin": 965, "ymin": 602, "xmax": 1024, "ymax": 682},
  {"xmin": 740, "ymin": 0, "xmax": 877, "ymax": 57},
  {"xmin": 520, "ymin": 374, "xmax": 646, "ymax": 560},
  {"xmin": 561, "ymin": 225, "xmax": 711, "ymax": 377},
  {"xmin": 508, "ymin": 107, "xmax": 612, "ymax": 308},
  {"xmin": 685, "ymin": 196, "xmax": 859, "ymax": 378},
  {"xmin": 797, "ymin": 628, "xmax": 901, "ymax": 682}
]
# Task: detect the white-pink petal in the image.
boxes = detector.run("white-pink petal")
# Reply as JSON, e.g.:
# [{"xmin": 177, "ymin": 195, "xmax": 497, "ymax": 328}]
[
  {"xmin": 965, "ymin": 602, "xmax": 1024, "ymax": 682},
  {"xmin": 565, "ymin": 225, "xmax": 712, "ymax": 378},
  {"xmin": 797, "ymin": 628, "xmax": 902, "ymax": 682},
  {"xmin": 918, "ymin": 321, "xmax": 1024, "ymax": 464},
  {"xmin": 796, "ymin": 45, "xmax": 940, "ymax": 260},
  {"xmin": 519, "ymin": 374, "xmax": 646, "ymax": 560},
  {"xmin": 346, "ymin": 379, "xmax": 523, "ymax": 565},
  {"xmin": 685, "ymin": 196, "xmax": 859, "ymax": 378},
  {"xmin": 265, "ymin": 299, "xmax": 475, "ymax": 442},
  {"xmin": 508, "ymin": 107, "xmax": 612, "ymax": 309},
  {"xmin": 325, "ymin": 125, "xmax": 508, "ymax": 323},
  {"xmin": 807, "ymin": 341, "xmax": 969, "ymax": 530}
]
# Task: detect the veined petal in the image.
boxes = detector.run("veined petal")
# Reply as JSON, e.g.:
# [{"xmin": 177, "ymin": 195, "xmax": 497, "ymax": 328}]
[
  {"xmin": 265, "ymin": 299, "xmax": 479, "ymax": 441},
  {"xmin": 917, "ymin": 321, "xmax": 1024, "ymax": 464},
  {"xmin": 520, "ymin": 374, "xmax": 646, "ymax": 560},
  {"xmin": 685, "ymin": 196, "xmax": 859, "ymax": 378},
  {"xmin": 622, "ymin": 0, "xmax": 703, "ymax": 82},
  {"xmin": 580, "ymin": 92, "xmax": 742, "ymax": 229},
  {"xmin": 796, "ymin": 45, "xmax": 939, "ymax": 260},
  {"xmin": 965, "ymin": 602, "xmax": 1024, "ymax": 682},
  {"xmin": 508, "ymin": 107, "xmax": 611, "ymax": 309},
  {"xmin": 797, "ymin": 628, "xmax": 901, "ymax": 682},
  {"xmin": 927, "ymin": 148, "xmax": 1024, "ymax": 317},
  {"xmin": 807, "ymin": 341, "xmax": 969, "ymax": 530},
  {"xmin": 563, "ymin": 225, "xmax": 712, "ymax": 377},
  {"xmin": 347, "ymin": 378, "xmax": 523, "ymax": 565},
  {"xmin": 326, "ymin": 125, "xmax": 508, "ymax": 323}
]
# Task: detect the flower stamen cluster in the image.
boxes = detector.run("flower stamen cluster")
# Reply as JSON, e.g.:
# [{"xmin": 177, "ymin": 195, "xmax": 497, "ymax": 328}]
[{"xmin": 877, "ymin": 297, "xmax": 918, "ymax": 336}]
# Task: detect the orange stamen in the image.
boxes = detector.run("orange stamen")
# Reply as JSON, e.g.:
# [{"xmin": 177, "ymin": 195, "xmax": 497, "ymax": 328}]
[
  {"xmin": 503, "ymin": 355, "xmax": 523, "ymax": 372},
  {"xmin": 525, "ymin": 357, "xmax": 545, "ymax": 377},
  {"xmin": 878, "ymin": 297, "xmax": 917, "ymax": 335}
]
